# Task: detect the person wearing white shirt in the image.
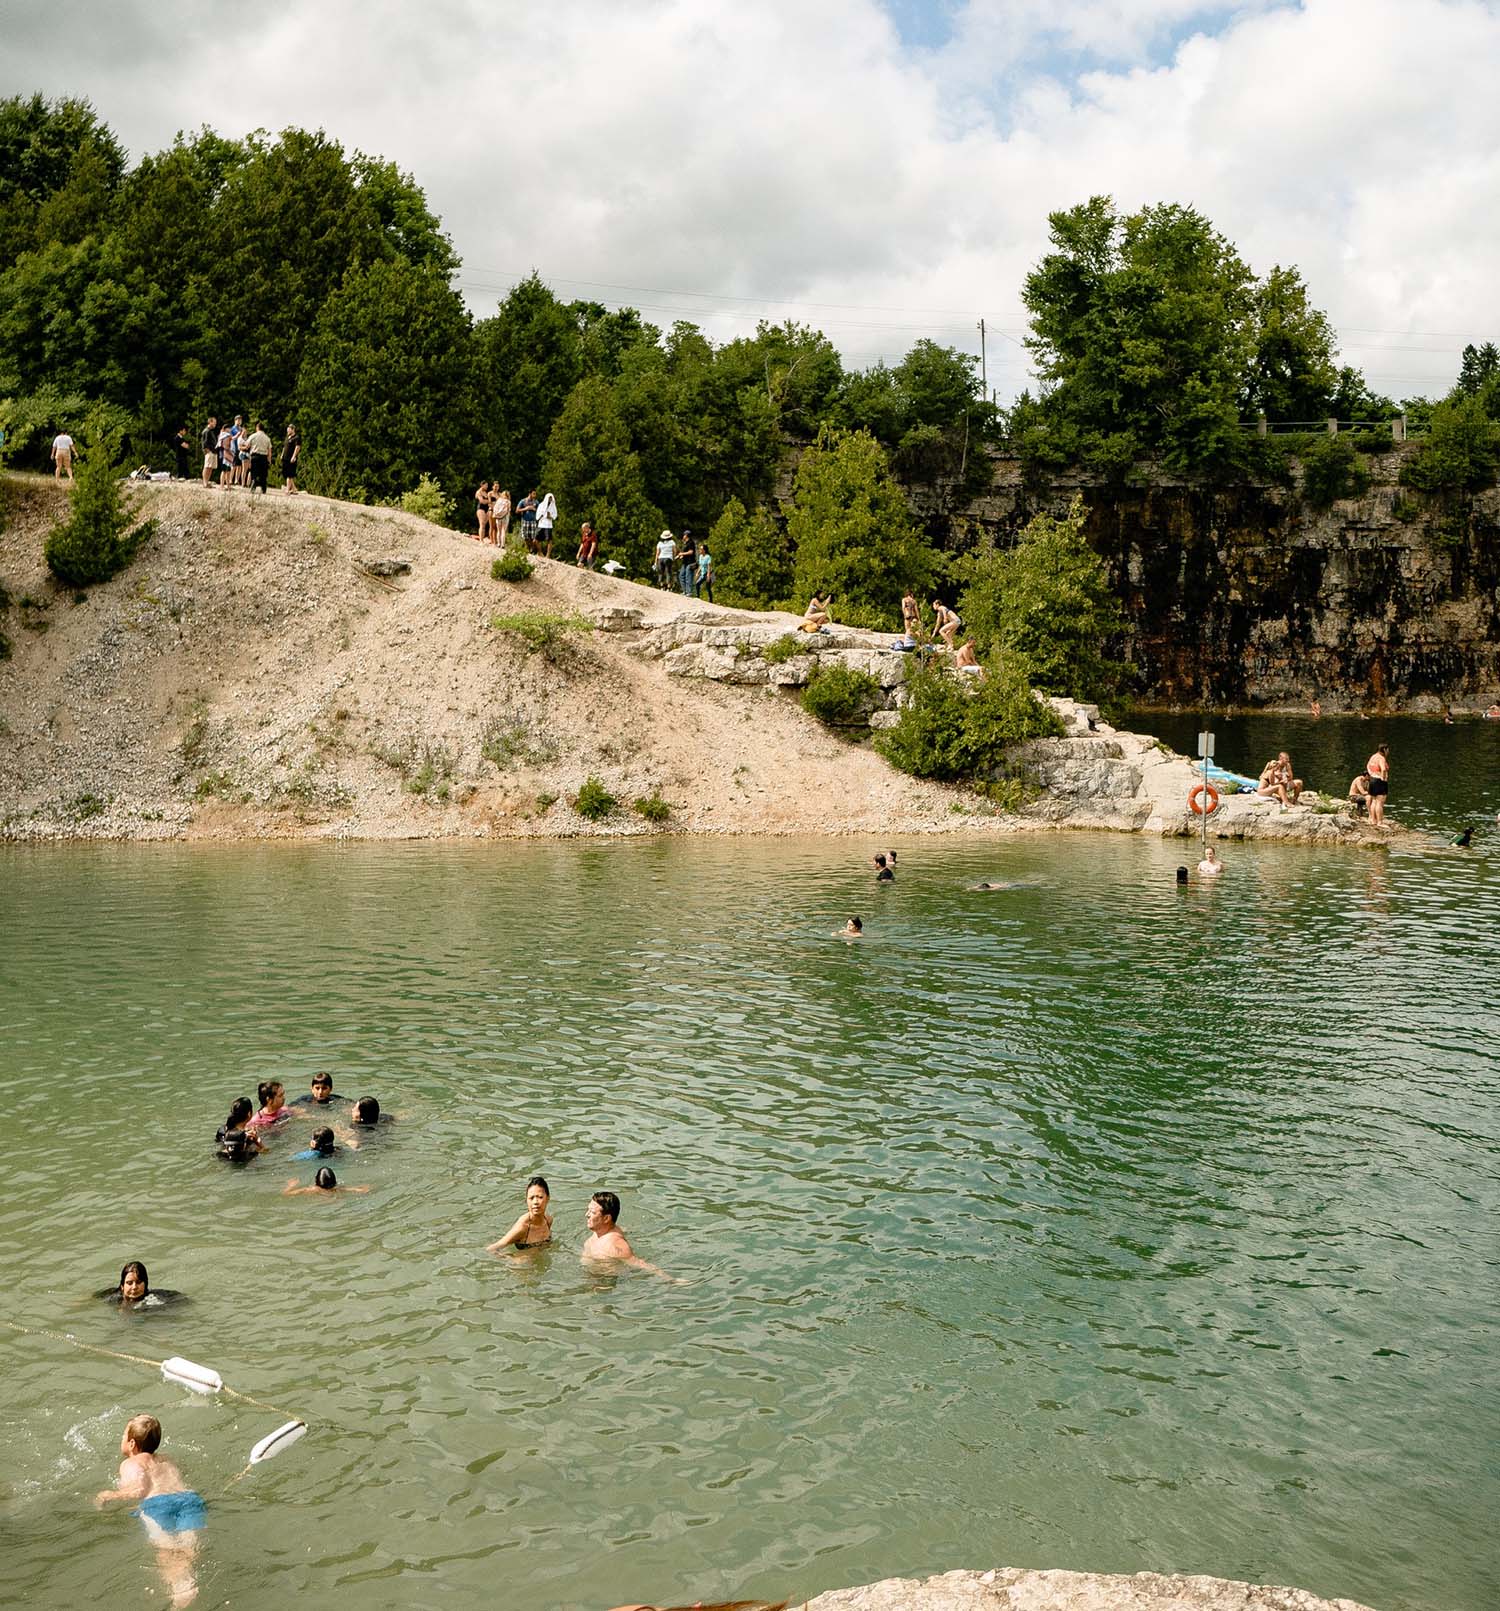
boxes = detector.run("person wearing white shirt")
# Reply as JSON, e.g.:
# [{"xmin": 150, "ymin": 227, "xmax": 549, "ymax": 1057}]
[
  {"xmin": 653, "ymin": 530, "xmax": 677, "ymax": 590},
  {"xmin": 51, "ymin": 432, "xmax": 75, "ymax": 480}
]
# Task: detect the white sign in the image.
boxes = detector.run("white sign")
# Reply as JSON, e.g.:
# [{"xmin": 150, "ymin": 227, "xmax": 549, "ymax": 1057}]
[{"xmin": 1196, "ymin": 731, "xmax": 1215, "ymax": 758}]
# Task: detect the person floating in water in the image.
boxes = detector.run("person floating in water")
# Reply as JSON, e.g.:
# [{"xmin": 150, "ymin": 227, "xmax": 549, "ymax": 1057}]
[
  {"xmin": 94, "ymin": 1413, "xmax": 204, "ymax": 1608},
  {"xmin": 290, "ymin": 1127, "xmax": 339, "ymax": 1161},
  {"xmin": 293, "ymin": 1073, "xmax": 345, "ymax": 1108},
  {"xmin": 343, "ymin": 1096, "xmax": 396, "ymax": 1145},
  {"xmin": 1175, "ymin": 866, "xmax": 1189, "ymax": 885},
  {"xmin": 215, "ymin": 1097, "xmax": 264, "ymax": 1162},
  {"xmin": 98, "ymin": 1261, "xmax": 181, "ymax": 1309},
  {"xmin": 1453, "ymin": 826, "xmax": 1475, "ymax": 848},
  {"xmin": 838, "ymin": 916, "xmax": 863, "ymax": 938},
  {"xmin": 283, "ymin": 1167, "xmax": 370, "ymax": 1197},
  {"xmin": 487, "ymin": 1175, "xmax": 553, "ymax": 1252},
  {"xmin": 247, "ymin": 1080, "xmax": 290, "ymax": 1130},
  {"xmin": 873, "ymin": 854, "xmax": 894, "ymax": 883},
  {"xmin": 1198, "ymin": 846, "xmax": 1224, "ymax": 877},
  {"xmin": 583, "ymin": 1191, "xmax": 672, "ymax": 1279}
]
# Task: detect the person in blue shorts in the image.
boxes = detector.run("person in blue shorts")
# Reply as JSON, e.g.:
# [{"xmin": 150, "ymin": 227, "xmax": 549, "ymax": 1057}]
[{"xmin": 95, "ymin": 1413, "xmax": 204, "ymax": 1607}]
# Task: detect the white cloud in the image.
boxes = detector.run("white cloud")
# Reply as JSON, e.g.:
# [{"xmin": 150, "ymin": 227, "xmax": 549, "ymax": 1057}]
[{"xmin": 4, "ymin": 0, "xmax": 1497, "ymax": 399}]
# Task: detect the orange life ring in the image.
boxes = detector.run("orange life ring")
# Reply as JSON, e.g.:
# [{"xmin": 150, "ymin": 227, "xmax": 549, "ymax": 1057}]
[{"xmin": 1188, "ymin": 783, "xmax": 1220, "ymax": 815}]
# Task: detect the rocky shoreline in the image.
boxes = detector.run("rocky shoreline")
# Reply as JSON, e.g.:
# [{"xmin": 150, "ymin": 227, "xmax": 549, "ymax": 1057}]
[
  {"xmin": 0, "ymin": 480, "xmax": 1413, "ymax": 848},
  {"xmin": 801, "ymin": 1566, "xmax": 1376, "ymax": 1610}
]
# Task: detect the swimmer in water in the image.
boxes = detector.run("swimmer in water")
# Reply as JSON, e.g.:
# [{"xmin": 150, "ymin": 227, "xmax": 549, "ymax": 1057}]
[
  {"xmin": 98, "ymin": 1261, "xmax": 181, "ymax": 1309},
  {"xmin": 1453, "ymin": 825, "xmax": 1475, "ymax": 847},
  {"xmin": 94, "ymin": 1413, "xmax": 204, "ymax": 1608},
  {"xmin": 290, "ymin": 1127, "xmax": 338, "ymax": 1161},
  {"xmin": 247, "ymin": 1080, "xmax": 290, "ymax": 1130},
  {"xmin": 282, "ymin": 1167, "xmax": 370, "ymax": 1197},
  {"xmin": 1198, "ymin": 846, "xmax": 1224, "ymax": 877},
  {"xmin": 487, "ymin": 1175, "xmax": 554, "ymax": 1252},
  {"xmin": 215, "ymin": 1097, "xmax": 264, "ymax": 1162},
  {"xmin": 873, "ymin": 854, "xmax": 894, "ymax": 882},
  {"xmin": 839, "ymin": 916, "xmax": 863, "ymax": 937},
  {"xmin": 582, "ymin": 1190, "xmax": 673, "ymax": 1280},
  {"xmin": 293, "ymin": 1072, "xmax": 345, "ymax": 1108}
]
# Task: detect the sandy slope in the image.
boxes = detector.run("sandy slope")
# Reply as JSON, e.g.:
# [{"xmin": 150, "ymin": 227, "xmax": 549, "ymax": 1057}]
[{"xmin": 0, "ymin": 476, "xmax": 993, "ymax": 841}]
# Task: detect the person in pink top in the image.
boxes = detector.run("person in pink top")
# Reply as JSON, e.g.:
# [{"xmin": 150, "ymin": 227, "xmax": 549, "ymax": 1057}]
[{"xmin": 247, "ymin": 1079, "xmax": 290, "ymax": 1128}]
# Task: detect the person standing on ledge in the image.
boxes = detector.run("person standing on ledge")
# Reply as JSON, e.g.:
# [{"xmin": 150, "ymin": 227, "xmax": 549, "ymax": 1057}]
[
  {"xmin": 1366, "ymin": 742, "xmax": 1390, "ymax": 827},
  {"xmin": 245, "ymin": 421, "xmax": 273, "ymax": 495}
]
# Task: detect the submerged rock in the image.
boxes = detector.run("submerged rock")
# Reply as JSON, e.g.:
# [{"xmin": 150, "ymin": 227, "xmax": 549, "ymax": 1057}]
[{"xmin": 803, "ymin": 1566, "xmax": 1376, "ymax": 1611}]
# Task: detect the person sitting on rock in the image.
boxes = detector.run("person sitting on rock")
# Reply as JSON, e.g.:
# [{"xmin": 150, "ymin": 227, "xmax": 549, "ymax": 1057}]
[
  {"xmin": 953, "ymin": 639, "xmax": 982, "ymax": 673},
  {"xmin": 1347, "ymin": 771, "xmax": 1371, "ymax": 816},
  {"xmin": 1257, "ymin": 752, "xmax": 1302, "ymax": 808},
  {"xmin": 798, "ymin": 594, "xmax": 831, "ymax": 633}
]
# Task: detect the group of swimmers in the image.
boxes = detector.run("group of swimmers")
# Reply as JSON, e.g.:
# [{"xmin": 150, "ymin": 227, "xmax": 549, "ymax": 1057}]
[{"xmin": 214, "ymin": 1073, "xmax": 388, "ymax": 1193}]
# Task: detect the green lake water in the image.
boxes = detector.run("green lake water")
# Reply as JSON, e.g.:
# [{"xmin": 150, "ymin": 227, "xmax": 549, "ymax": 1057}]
[{"xmin": 2, "ymin": 717, "xmax": 1498, "ymax": 1611}]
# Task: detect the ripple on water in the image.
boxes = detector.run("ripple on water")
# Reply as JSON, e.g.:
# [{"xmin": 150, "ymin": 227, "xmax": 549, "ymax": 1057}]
[{"xmin": 1, "ymin": 833, "xmax": 1498, "ymax": 1611}]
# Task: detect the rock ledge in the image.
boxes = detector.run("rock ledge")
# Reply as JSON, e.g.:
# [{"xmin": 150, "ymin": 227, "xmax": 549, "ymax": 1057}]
[{"xmin": 802, "ymin": 1566, "xmax": 1376, "ymax": 1611}]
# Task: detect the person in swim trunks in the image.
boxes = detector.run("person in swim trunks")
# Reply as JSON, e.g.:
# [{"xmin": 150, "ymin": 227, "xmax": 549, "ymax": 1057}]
[
  {"xmin": 95, "ymin": 1413, "xmax": 204, "ymax": 1607},
  {"xmin": 1366, "ymin": 742, "xmax": 1390, "ymax": 827},
  {"xmin": 487, "ymin": 1175, "xmax": 553, "ymax": 1252}
]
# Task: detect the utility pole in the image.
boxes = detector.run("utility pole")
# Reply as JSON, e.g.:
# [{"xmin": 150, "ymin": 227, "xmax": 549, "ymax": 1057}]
[{"xmin": 977, "ymin": 319, "xmax": 987, "ymax": 396}]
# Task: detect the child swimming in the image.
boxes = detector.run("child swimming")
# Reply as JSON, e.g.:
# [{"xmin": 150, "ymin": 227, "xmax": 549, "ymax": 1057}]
[
  {"xmin": 94, "ymin": 1413, "xmax": 203, "ymax": 1608},
  {"xmin": 290, "ymin": 1127, "xmax": 338, "ymax": 1161},
  {"xmin": 215, "ymin": 1097, "xmax": 264, "ymax": 1162},
  {"xmin": 282, "ymin": 1167, "xmax": 370, "ymax": 1197},
  {"xmin": 487, "ymin": 1175, "xmax": 553, "ymax": 1252},
  {"xmin": 247, "ymin": 1080, "xmax": 290, "ymax": 1129}
]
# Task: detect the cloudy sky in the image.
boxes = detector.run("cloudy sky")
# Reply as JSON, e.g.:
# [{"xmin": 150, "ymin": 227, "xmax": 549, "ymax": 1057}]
[{"xmin": 7, "ymin": 0, "xmax": 1498, "ymax": 402}]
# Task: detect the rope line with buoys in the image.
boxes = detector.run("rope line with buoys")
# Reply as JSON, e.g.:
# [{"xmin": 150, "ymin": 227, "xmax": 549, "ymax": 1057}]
[
  {"xmin": 0, "ymin": 1317, "xmax": 307, "ymax": 1478},
  {"xmin": 1188, "ymin": 782, "xmax": 1221, "ymax": 816}
]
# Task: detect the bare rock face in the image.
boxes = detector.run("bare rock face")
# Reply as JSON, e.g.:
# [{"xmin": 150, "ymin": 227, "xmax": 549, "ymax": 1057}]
[{"xmin": 802, "ymin": 1566, "xmax": 1376, "ymax": 1611}]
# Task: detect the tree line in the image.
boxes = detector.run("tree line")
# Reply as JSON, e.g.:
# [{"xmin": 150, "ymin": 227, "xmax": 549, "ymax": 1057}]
[{"xmin": 2, "ymin": 93, "xmax": 1495, "ymax": 606}]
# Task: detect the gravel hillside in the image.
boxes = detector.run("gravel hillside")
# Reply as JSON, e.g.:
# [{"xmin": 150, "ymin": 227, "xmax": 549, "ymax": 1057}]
[{"xmin": 0, "ymin": 476, "xmax": 991, "ymax": 842}]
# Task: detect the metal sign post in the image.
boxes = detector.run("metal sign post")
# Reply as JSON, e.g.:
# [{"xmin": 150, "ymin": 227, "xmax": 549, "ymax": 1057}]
[{"xmin": 1196, "ymin": 730, "xmax": 1215, "ymax": 858}]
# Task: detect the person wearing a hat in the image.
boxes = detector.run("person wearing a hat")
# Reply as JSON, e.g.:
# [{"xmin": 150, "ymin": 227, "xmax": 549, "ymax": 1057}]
[{"xmin": 653, "ymin": 529, "xmax": 677, "ymax": 589}]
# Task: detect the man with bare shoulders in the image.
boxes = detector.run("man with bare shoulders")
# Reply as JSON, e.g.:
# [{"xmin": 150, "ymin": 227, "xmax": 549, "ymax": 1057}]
[
  {"xmin": 582, "ymin": 1190, "xmax": 672, "ymax": 1280},
  {"xmin": 1366, "ymin": 742, "xmax": 1390, "ymax": 827}
]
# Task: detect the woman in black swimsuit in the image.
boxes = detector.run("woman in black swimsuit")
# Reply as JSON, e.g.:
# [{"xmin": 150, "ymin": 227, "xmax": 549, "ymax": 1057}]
[{"xmin": 487, "ymin": 1176, "xmax": 553, "ymax": 1252}]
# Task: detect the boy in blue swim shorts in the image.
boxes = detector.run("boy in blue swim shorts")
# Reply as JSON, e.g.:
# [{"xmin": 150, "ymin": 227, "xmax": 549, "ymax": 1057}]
[{"xmin": 95, "ymin": 1412, "xmax": 204, "ymax": 1607}]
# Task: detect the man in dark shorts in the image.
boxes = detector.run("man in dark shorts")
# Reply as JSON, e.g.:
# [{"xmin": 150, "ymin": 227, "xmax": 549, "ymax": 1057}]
[{"xmin": 1365, "ymin": 743, "xmax": 1390, "ymax": 827}]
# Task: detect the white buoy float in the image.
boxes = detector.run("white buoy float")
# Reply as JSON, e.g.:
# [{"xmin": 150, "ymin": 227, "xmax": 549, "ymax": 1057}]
[
  {"xmin": 161, "ymin": 1356, "xmax": 224, "ymax": 1394},
  {"xmin": 248, "ymin": 1420, "xmax": 306, "ymax": 1464}
]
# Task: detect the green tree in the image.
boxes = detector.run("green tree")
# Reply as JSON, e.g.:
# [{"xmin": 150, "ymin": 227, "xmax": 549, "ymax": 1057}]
[
  {"xmin": 541, "ymin": 375, "xmax": 664, "ymax": 572},
  {"xmin": 472, "ymin": 274, "xmax": 584, "ymax": 492},
  {"xmin": 962, "ymin": 494, "xmax": 1122, "ymax": 700},
  {"xmin": 1400, "ymin": 395, "xmax": 1500, "ymax": 493},
  {"xmin": 874, "ymin": 655, "xmax": 1061, "ymax": 781},
  {"xmin": 294, "ymin": 257, "xmax": 473, "ymax": 501},
  {"xmin": 708, "ymin": 496, "xmax": 793, "ymax": 608},
  {"xmin": 0, "ymin": 94, "xmax": 126, "ymax": 261},
  {"xmin": 788, "ymin": 428, "xmax": 931, "ymax": 620},
  {"xmin": 44, "ymin": 425, "xmax": 155, "ymax": 587},
  {"xmin": 1241, "ymin": 265, "xmax": 1339, "ymax": 421},
  {"xmin": 1023, "ymin": 197, "xmax": 1255, "ymax": 472},
  {"xmin": 1455, "ymin": 341, "xmax": 1500, "ymax": 398}
]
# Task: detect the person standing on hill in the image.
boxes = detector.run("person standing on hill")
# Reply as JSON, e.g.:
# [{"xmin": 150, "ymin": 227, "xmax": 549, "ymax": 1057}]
[
  {"xmin": 576, "ymin": 520, "xmax": 599, "ymax": 569},
  {"xmin": 696, "ymin": 540, "xmax": 713, "ymax": 602},
  {"xmin": 677, "ymin": 529, "xmax": 698, "ymax": 596},
  {"xmin": 492, "ymin": 487, "xmax": 511, "ymax": 546},
  {"xmin": 1366, "ymin": 742, "xmax": 1390, "ymax": 827},
  {"xmin": 246, "ymin": 421, "xmax": 273, "ymax": 495},
  {"xmin": 474, "ymin": 480, "xmax": 492, "ymax": 542},
  {"xmin": 654, "ymin": 530, "xmax": 677, "ymax": 589},
  {"xmin": 516, "ymin": 489, "xmax": 539, "ymax": 552},
  {"xmin": 172, "ymin": 426, "xmax": 191, "ymax": 480},
  {"xmin": 280, "ymin": 424, "xmax": 300, "ymax": 494},
  {"xmin": 51, "ymin": 430, "xmax": 75, "ymax": 480},
  {"xmin": 200, "ymin": 417, "xmax": 219, "ymax": 487},
  {"xmin": 536, "ymin": 490, "xmax": 558, "ymax": 557}
]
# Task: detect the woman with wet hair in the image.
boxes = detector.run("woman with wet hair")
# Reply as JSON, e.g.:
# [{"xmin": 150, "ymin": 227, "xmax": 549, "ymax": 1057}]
[{"xmin": 216, "ymin": 1097, "xmax": 264, "ymax": 1162}]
